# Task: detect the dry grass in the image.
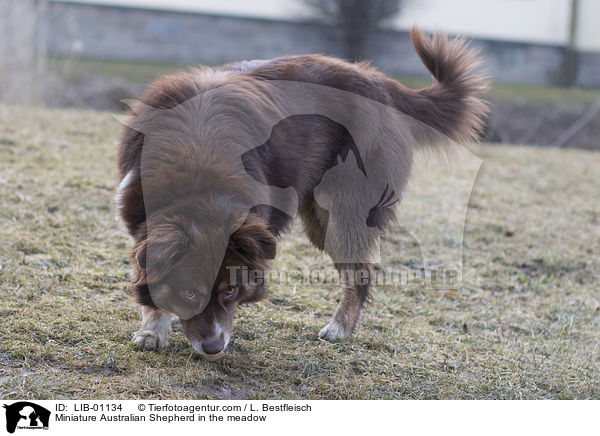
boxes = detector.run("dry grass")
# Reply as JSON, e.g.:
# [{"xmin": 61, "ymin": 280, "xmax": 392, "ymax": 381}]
[{"xmin": 0, "ymin": 104, "xmax": 599, "ymax": 399}]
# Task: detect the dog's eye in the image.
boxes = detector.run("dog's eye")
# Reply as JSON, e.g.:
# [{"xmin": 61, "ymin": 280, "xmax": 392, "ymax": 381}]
[
  {"xmin": 223, "ymin": 286, "xmax": 238, "ymax": 299},
  {"xmin": 182, "ymin": 289, "xmax": 196, "ymax": 300}
]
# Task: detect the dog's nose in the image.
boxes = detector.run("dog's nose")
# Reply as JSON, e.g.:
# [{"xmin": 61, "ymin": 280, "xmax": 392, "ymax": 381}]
[{"xmin": 202, "ymin": 340, "xmax": 225, "ymax": 354}]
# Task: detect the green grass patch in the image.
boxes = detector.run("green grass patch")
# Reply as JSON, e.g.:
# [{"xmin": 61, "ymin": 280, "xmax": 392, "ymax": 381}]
[
  {"xmin": 57, "ymin": 56, "xmax": 600, "ymax": 106},
  {"xmin": 57, "ymin": 56, "xmax": 183, "ymax": 85},
  {"xmin": 396, "ymin": 74, "xmax": 600, "ymax": 105}
]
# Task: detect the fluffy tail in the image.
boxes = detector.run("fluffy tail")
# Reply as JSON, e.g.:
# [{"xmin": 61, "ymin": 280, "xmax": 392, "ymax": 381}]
[{"xmin": 398, "ymin": 28, "xmax": 490, "ymax": 144}]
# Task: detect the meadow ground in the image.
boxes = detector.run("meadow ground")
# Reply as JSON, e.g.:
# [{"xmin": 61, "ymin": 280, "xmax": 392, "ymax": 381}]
[{"xmin": 0, "ymin": 104, "xmax": 599, "ymax": 399}]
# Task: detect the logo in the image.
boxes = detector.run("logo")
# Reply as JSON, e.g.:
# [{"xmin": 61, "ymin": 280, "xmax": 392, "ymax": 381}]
[
  {"xmin": 3, "ymin": 402, "xmax": 50, "ymax": 434},
  {"xmin": 117, "ymin": 80, "xmax": 481, "ymax": 320}
]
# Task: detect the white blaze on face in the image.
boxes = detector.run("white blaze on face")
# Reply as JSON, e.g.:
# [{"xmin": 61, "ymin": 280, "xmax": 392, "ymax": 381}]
[
  {"xmin": 213, "ymin": 320, "xmax": 223, "ymax": 337},
  {"xmin": 212, "ymin": 320, "xmax": 231, "ymax": 350}
]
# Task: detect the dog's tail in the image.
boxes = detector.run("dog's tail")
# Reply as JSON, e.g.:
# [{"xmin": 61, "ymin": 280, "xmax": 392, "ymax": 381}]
[{"xmin": 393, "ymin": 28, "xmax": 490, "ymax": 144}]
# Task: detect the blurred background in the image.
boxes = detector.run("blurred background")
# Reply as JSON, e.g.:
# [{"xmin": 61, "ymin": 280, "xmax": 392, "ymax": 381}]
[{"xmin": 1, "ymin": 0, "xmax": 599, "ymax": 149}]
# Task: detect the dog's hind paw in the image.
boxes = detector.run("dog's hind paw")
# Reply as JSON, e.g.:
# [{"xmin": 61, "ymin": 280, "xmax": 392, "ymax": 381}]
[
  {"xmin": 132, "ymin": 329, "xmax": 169, "ymax": 351},
  {"xmin": 318, "ymin": 321, "xmax": 352, "ymax": 341}
]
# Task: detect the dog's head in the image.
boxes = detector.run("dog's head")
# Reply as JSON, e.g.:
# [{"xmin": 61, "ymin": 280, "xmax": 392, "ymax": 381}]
[{"xmin": 133, "ymin": 208, "xmax": 276, "ymax": 354}]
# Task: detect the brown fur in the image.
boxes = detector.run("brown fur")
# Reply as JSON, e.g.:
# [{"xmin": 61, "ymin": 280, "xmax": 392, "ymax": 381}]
[{"xmin": 117, "ymin": 28, "xmax": 489, "ymax": 353}]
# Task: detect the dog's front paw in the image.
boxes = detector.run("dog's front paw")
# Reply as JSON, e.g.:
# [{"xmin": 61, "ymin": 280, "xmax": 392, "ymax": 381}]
[
  {"xmin": 132, "ymin": 329, "xmax": 169, "ymax": 351},
  {"xmin": 318, "ymin": 321, "xmax": 352, "ymax": 341}
]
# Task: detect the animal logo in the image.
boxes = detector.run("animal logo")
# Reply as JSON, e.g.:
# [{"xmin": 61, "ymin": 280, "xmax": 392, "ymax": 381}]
[{"xmin": 3, "ymin": 402, "xmax": 50, "ymax": 434}]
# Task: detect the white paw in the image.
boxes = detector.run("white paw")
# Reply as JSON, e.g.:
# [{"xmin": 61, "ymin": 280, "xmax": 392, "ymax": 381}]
[
  {"xmin": 318, "ymin": 321, "xmax": 352, "ymax": 341},
  {"xmin": 132, "ymin": 329, "xmax": 169, "ymax": 351}
]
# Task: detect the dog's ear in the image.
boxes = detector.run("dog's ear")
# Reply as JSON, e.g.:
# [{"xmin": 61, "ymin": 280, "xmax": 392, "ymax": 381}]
[
  {"xmin": 229, "ymin": 216, "xmax": 276, "ymax": 265},
  {"xmin": 134, "ymin": 217, "xmax": 190, "ymax": 284}
]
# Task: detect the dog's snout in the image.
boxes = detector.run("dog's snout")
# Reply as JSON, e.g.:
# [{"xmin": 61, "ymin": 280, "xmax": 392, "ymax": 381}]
[
  {"xmin": 181, "ymin": 305, "xmax": 233, "ymax": 355},
  {"xmin": 201, "ymin": 339, "xmax": 225, "ymax": 354}
]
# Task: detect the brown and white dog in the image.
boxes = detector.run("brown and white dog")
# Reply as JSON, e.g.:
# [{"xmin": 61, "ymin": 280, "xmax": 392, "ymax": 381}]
[{"xmin": 116, "ymin": 29, "xmax": 488, "ymax": 355}]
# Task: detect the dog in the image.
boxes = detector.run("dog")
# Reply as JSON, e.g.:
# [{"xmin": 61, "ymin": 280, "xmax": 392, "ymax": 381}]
[{"xmin": 116, "ymin": 28, "xmax": 488, "ymax": 354}]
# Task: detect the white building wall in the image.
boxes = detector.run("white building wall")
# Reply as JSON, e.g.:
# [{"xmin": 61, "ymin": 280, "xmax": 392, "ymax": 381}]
[
  {"xmin": 394, "ymin": 0, "xmax": 570, "ymax": 46},
  {"xmin": 395, "ymin": 0, "xmax": 600, "ymax": 52},
  {"xmin": 52, "ymin": 0, "xmax": 600, "ymax": 51},
  {"xmin": 576, "ymin": 0, "xmax": 600, "ymax": 51}
]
